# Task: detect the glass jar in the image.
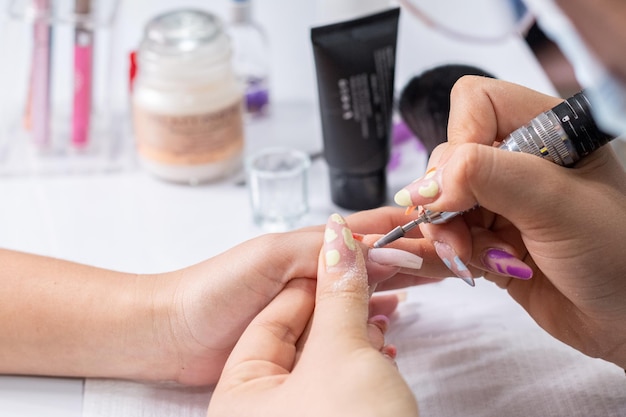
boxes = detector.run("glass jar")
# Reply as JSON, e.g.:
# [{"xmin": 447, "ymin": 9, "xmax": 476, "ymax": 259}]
[{"xmin": 132, "ymin": 9, "xmax": 245, "ymax": 184}]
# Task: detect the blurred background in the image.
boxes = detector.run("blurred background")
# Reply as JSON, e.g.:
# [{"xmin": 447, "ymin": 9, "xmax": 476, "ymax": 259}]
[
  {"xmin": 0, "ymin": 0, "xmax": 587, "ymax": 179},
  {"xmin": 0, "ymin": 0, "xmax": 576, "ymax": 114}
]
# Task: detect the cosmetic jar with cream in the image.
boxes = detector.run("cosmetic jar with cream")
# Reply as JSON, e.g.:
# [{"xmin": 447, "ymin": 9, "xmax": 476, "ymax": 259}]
[{"xmin": 132, "ymin": 9, "xmax": 245, "ymax": 184}]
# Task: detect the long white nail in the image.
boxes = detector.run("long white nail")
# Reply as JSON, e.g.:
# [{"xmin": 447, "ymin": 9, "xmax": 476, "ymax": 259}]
[{"xmin": 368, "ymin": 248, "xmax": 423, "ymax": 270}]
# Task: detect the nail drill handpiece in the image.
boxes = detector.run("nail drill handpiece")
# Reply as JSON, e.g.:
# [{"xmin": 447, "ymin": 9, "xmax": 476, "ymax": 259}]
[{"xmin": 373, "ymin": 91, "xmax": 615, "ymax": 249}]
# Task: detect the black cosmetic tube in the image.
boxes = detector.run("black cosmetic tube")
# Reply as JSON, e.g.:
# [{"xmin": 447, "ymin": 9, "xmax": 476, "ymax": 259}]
[{"xmin": 311, "ymin": 8, "xmax": 400, "ymax": 210}]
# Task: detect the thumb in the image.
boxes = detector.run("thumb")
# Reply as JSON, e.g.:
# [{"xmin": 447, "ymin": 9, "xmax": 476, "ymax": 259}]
[
  {"xmin": 216, "ymin": 278, "xmax": 316, "ymax": 386},
  {"xmin": 307, "ymin": 213, "xmax": 372, "ymax": 348}
]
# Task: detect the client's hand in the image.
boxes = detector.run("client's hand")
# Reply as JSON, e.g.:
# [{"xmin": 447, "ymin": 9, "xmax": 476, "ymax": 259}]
[
  {"xmin": 153, "ymin": 210, "xmax": 427, "ymax": 386},
  {"xmin": 0, "ymin": 209, "xmax": 424, "ymax": 385},
  {"xmin": 207, "ymin": 214, "xmax": 419, "ymax": 417}
]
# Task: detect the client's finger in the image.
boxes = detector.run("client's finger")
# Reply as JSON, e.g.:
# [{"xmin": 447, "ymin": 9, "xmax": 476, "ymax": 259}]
[
  {"xmin": 368, "ymin": 293, "xmax": 401, "ymax": 318},
  {"xmin": 308, "ymin": 213, "xmax": 372, "ymax": 347},
  {"xmin": 220, "ymin": 278, "xmax": 315, "ymax": 382},
  {"xmin": 367, "ymin": 315, "xmax": 389, "ymax": 351}
]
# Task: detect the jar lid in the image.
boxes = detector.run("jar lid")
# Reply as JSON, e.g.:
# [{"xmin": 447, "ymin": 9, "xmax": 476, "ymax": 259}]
[{"xmin": 142, "ymin": 9, "xmax": 224, "ymax": 56}]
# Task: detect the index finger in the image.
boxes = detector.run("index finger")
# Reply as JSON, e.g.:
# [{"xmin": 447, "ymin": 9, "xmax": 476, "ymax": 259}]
[
  {"xmin": 447, "ymin": 76, "xmax": 562, "ymax": 148},
  {"xmin": 426, "ymin": 77, "xmax": 561, "ymax": 172}
]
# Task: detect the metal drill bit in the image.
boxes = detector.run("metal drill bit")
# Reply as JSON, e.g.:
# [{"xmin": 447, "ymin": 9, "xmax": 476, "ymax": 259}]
[
  {"xmin": 373, "ymin": 209, "xmax": 475, "ymax": 287},
  {"xmin": 372, "ymin": 217, "xmax": 426, "ymax": 248},
  {"xmin": 373, "ymin": 210, "xmax": 462, "ymax": 248}
]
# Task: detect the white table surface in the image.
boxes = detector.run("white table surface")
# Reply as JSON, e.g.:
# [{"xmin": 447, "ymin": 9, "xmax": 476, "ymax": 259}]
[{"xmin": 0, "ymin": 29, "xmax": 556, "ymax": 416}]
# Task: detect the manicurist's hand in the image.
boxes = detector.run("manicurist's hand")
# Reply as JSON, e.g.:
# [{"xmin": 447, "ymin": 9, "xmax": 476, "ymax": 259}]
[
  {"xmin": 207, "ymin": 214, "xmax": 419, "ymax": 417},
  {"xmin": 383, "ymin": 76, "xmax": 626, "ymax": 367}
]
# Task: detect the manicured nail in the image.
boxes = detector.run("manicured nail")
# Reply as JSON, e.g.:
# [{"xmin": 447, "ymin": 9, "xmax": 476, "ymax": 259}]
[
  {"xmin": 433, "ymin": 241, "xmax": 475, "ymax": 287},
  {"xmin": 394, "ymin": 167, "xmax": 442, "ymax": 207},
  {"xmin": 324, "ymin": 213, "xmax": 359, "ymax": 273},
  {"xmin": 368, "ymin": 247, "xmax": 424, "ymax": 270},
  {"xmin": 395, "ymin": 291, "xmax": 408, "ymax": 303},
  {"xmin": 381, "ymin": 344, "xmax": 397, "ymax": 360},
  {"xmin": 352, "ymin": 232, "xmax": 364, "ymax": 241},
  {"xmin": 480, "ymin": 248, "xmax": 533, "ymax": 280},
  {"xmin": 368, "ymin": 315, "xmax": 390, "ymax": 333}
]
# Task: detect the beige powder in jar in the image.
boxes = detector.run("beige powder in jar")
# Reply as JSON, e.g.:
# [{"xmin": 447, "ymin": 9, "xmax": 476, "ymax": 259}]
[{"xmin": 132, "ymin": 9, "xmax": 244, "ymax": 184}]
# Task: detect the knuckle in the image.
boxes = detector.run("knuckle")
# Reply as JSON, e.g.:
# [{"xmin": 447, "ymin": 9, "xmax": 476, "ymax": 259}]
[
  {"xmin": 453, "ymin": 142, "xmax": 486, "ymax": 186},
  {"xmin": 450, "ymin": 75, "xmax": 487, "ymax": 99},
  {"xmin": 440, "ymin": 143, "xmax": 490, "ymax": 210}
]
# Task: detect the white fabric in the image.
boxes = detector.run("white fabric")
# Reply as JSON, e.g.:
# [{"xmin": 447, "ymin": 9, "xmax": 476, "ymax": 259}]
[
  {"xmin": 83, "ymin": 279, "xmax": 626, "ymax": 417},
  {"xmin": 392, "ymin": 280, "xmax": 626, "ymax": 417},
  {"xmin": 83, "ymin": 380, "xmax": 212, "ymax": 417}
]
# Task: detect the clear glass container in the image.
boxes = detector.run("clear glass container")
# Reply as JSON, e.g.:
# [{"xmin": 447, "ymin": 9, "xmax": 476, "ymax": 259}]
[
  {"xmin": 0, "ymin": 0, "xmax": 127, "ymax": 175},
  {"xmin": 227, "ymin": 0, "xmax": 271, "ymax": 119},
  {"xmin": 132, "ymin": 9, "xmax": 245, "ymax": 184}
]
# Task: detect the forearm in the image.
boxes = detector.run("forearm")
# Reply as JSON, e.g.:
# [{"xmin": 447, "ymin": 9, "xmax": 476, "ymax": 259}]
[{"xmin": 0, "ymin": 249, "xmax": 175, "ymax": 380}]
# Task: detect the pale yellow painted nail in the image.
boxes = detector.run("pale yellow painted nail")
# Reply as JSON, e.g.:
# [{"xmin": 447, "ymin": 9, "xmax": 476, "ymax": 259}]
[
  {"xmin": 418, "ymin": 180, "xmax": 439, "ymax": 198},
  {"xmin": 326, "ymin": 249, "xmax": 340, "ymax": 267},
  {"xmin": 331, "ymin": 213, "xmax": 345, "ymax": 224},
  {"xmin": 394, "ymin": 189, "xmax": 413, "ymax": 207},
  {"xmin": 342, "ymin": 227, "xmax": 356, "ymax": 250},
  {"xmin": 325, "ymin": 228, "xmax": 338, "ymax": 243},
  {"xmin": 395, "ymin": 291, "xmax": 408, "ymax": 302}
]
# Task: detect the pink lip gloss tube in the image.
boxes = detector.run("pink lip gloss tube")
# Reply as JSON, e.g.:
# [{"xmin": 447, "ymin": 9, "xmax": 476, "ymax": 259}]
[{"xmin": 72, "ymin": 0, "xmax": 93, "ymax": 148}]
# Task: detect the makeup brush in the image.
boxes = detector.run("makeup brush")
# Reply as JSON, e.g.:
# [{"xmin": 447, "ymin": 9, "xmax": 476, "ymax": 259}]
[{"xmin": 398, "ymin": 64, "xmax": 495, "ymax": 155}]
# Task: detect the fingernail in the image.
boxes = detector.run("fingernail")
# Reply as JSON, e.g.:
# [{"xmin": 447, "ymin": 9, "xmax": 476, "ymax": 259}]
[
  {"xmin": 324, "ymin": 213, "xmax": 359, "ymax": 273},
  {"xmin": 381, "ymin": 344, "xmax": 397, "ymax": 360},
  {"xmin": 395, "ymin": 291, "xmax": 408, "ymax": 303},
  {"xmin": 352, "ymin": 232, "xmax": 365, "ymax": 242},
  {"xmin": 368, "ymin": 247, "xmax": 424, "ymax": 271},
  {"xmin": 368, "ymin": 315, "xmax": 390, "ymax": 333},
  {"xmin": 480, "ymin": 248, "xmax": 533, "ymax": 280},
  {"xmin": 394, "ymin": 167, "xmax": 442, "ymax": 207},
  {"xmin": 434, "ymin": 241, "xmax": 475, "ymax": 287}
]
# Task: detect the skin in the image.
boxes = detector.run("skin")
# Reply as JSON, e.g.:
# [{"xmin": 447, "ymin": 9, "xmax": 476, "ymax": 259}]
[
  {"xmin": 207, "ymin": 214, "xmax": 419, "ymax": 417},
  {"xmin": 0, "ymin": 210, "xmax": 432, "ymax": 386},
  {"xmin": 375, "ymin": 76, "xmax": 626, "ymax": 367}
]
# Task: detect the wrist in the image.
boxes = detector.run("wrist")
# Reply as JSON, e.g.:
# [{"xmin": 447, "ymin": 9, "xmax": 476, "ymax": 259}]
[
  {"xmin": 117, "ymin": 271, "xmax": 186, "ymax": 382},
  {"xmin": 131, "ymin": 269, "xmax": 226, "ymax": 385}
]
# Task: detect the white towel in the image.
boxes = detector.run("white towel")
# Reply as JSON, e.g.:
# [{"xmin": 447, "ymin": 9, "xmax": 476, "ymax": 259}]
[{"xmin": 83, "ymin": 279, "xmax": 626, "ymax": 417}]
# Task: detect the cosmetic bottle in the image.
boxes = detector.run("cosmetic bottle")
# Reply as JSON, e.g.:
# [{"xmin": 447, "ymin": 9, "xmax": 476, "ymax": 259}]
[
  {"xmin": 0, "ymin": 0, "xmax": 122, "ymax": 176},
  {"xmin": 315, "ymin": 0, "xmax": 390, "ymax": 23},
  {"xmin": 311, "ymin": 8, "xmax": 400, "ymax": 210},
  {"xmin": 132, "ymin": 9, "xmax": 245, "ymax": 184},
  {"xmin": 226, "ymin": 0, "xmax": 271, "ymax": 119}
]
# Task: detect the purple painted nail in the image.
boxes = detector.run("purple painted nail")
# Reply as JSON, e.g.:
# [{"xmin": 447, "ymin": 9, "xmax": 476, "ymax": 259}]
[{"xmin": 480, "ymin": 248, "xmax": 533, "ymax": 280}]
